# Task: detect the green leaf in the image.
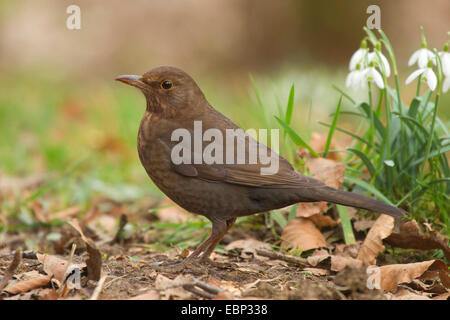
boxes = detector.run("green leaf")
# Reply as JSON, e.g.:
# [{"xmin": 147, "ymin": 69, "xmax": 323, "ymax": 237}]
[
  {"xmin": 408, "ymin": 97, "xmax": 421, "ymax": 118},
  {"xmin": 347, "ymin": 148, "xmax": 376, "ymax": 177},
  {"xmin": 357, "ymin": 102, "xmax": 385, "ymax": 137},
  {"xmin": 332, "ymin": 85, "xmax": 355, "ymax": 105},
  {"xmin": 408, "ymin": 144, "xmax": 450, "ymax": 168},
  {"xmin": 364, "ymin": 27, "xmax": 379, "ymax": 45},
  {"xmin": 275, "ymin": 116, "xmax": 319, "ymax": 157},
  {"xmin": 288, "ymin": 204, "xmax": 297, "ymax": 221},
  {"xmin": 337, "ymin": 205, "xmax": 355, "ymax": 245},
  {"xmin": 285, "ymin": 84, "xmax": 295, "ymax": 125},
  {"xmin": 271, "ymin": 210, "xmax": 287, "ymax": 228},
  {"xmin": 345, "ymin": 175, "xmax": 394, "ymax": 205},
  {"xmin": 319, "ymin": 121, "xmax": 374, "ymax": 149},
  {"xmin": 323, "ymin": 96, "xmax": 342, "ymax": 158}
]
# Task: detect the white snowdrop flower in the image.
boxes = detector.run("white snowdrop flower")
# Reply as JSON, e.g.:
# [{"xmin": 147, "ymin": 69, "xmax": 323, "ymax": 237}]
[
  {"xmin": 349, "ymin": 40, "xmax": 369, "ymax": 71},
  {"xmin": 368, "ymin": 51, "xmax": 391, "ymax": 77},
  {"xmin": 442, "ymin": 76, "xmax": 450, "ymax": 93},
  {"xmin": 408, "ymin": 47, "xmax": 435, "ymax": 69},
  {"xmin": 405, "ymin": 64, "xmax": 437, "ymax": 91},
  {"xmin": 362, "ymin": 65, "xmax": 385, "ymax": 89},
  {"xmin": 384, "ymin": 160, "xmax": 395, "ymax": 167},
  {"xmin": 438, "ymin": 44, "xmax": 450, "ymax": 77},
  {"xmin": 345, "ymin": 66, "xmax": 366, "ymax": 90}
]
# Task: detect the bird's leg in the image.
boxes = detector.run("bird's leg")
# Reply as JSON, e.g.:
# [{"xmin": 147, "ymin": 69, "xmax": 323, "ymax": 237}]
[
  {"xmin": 151, "ymin": 218, "xmax": 228, "ymax": 272},
  {"xmin": 198, "ymin": 218, "xmax": 236, "ymax": 268}
]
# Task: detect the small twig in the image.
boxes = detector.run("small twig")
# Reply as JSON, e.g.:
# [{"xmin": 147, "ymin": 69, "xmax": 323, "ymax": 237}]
[
  {"xmin": 157, "ymin": 279, "xmax": 223, "ymax": 299},
  {"xmin": 255, "ymin": 248, "xmax": 308, "ymax": 267},
  {"xmin": 110, "ymin": 214, "xmax": 128, "ymax": 245},
  {"xmin": 183, "ymin": 285, "xmax": 216, "ymax": 299},
  {"xmin": 58, "ymin": 243, "xmax": 77, "ymax": 297},
  {"xmin": 0, "ymin": 248, "xmax": 22, "ymax": 291},
  {"xmin": 104, "ymin": 274, "xmax": 126, "ymax": 289},
  {"xmin": 89, "ymin": 275, "xmax": 108, "ymax": 300},
  {"xmin": 243, "ymin": 275, "xmax": 282, "ymax": 292},
  {"xmin": 0, "ymin": 249, "xmax": 37, "ymax": 260}
]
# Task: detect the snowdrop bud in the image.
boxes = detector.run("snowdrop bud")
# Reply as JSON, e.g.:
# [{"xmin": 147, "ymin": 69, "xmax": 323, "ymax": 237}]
[
  {"xmin": 375, "ymin": 42, "xmax": 381, "ymax": 51},
  {"xmin": 361, "ymin": 39, "xmax": 368, "ymax": 49}
]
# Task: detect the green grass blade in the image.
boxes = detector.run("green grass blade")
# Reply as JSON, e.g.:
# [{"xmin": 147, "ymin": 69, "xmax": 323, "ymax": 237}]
[
  {"xmin": 319, "ymin": 121, "xmax": 374, "ymax": 149},
  {"xmin": 345, "ymin": 175, "xmax": 394, "ymax": 205},
  {"xmin": 337, "ymin": 205, "xmax": 355, "ymax": 245},
  {"xmin": 271, "ymin": 210, "xmax": 287, "ymax": 228},
  {"xmin": 408, "ymin": 144, "xmax": 450, "ymax": 168},
  {"xmin": 275, "ymin": 116, "xmax": 319, "ymax": 157},
  {"xmin": 407, "ymin": 97, "xmax": 421, "ymax": 118},
  {"xmin": 332, "ymin": 85, "xmax": 355, "ymax": 105},
  {"xmin": 357, "ymin": 102, "xmax": 385, "ymax": 137},
  {"xmin": 323, "ymin": 96, "xmax": 342, "ymax": 158},
  {"xmin": 285, "ymin": 84, "xmax": 295, "ymax": 125},
  {"xmin": 347, "ymin": 148, "xmax": 376, "ymax": 178},
  {"xmin": 288, "ymin": 204, "xmax": 297, "ymax": 221}
]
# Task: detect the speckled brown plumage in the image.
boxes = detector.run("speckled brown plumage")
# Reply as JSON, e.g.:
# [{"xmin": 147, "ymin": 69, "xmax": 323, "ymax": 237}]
[{"xmin": 116, "ymin": 66, "xmax": 405, "ymax": 267}]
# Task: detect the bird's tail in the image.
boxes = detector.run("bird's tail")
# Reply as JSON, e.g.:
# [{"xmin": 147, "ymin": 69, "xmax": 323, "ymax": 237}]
[{"xmin": 304, "ymin": 186, "xmax": 406, "ymax": 217}]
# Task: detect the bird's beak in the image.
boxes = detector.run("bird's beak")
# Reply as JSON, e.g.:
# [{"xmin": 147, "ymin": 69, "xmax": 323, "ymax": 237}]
[{"xmin": 115, "ymin": 75, "xmax": 146, "ymax": 89}]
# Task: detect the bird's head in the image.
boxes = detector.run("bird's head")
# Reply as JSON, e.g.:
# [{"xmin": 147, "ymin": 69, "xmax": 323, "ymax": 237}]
[{"xmin": 115, "ymin": 66, "xmax": 206, "ymax": 117}]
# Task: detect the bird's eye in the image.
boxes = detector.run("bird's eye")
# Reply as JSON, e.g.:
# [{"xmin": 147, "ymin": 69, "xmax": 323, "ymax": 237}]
[{"xmin": 161, "ymin": 80, "xmax": 173, "ymax": 89}]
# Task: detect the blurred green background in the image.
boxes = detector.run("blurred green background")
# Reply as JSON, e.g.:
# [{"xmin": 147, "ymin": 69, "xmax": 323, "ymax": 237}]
[{"xmin": 0, "ymin": 0, "xmax": 449, "ymax": 209}]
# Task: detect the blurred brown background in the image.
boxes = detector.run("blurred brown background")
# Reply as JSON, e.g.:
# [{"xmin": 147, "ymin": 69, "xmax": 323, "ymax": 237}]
[{"xmin": 0, "ymin": 0, "xmax": 449, "ymax": 81}]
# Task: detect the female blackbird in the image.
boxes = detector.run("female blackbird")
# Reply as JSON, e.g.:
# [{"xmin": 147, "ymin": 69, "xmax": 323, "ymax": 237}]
[{"xmin": 116, "ymin": 66, "xmax": 405, "ymax": 269}]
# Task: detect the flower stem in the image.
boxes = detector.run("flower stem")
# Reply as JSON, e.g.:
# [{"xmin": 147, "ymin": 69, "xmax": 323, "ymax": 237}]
[
  {"xmin": 368, "ymin": 82, "xmax": 374, "ymax": 146},
  {"xmin": 416, "ymin": 75, "xmax": 422, "ymax": 96},
  {"xmin": 420, "ymin": 93, "xmax": 439, "ymax": 177}
]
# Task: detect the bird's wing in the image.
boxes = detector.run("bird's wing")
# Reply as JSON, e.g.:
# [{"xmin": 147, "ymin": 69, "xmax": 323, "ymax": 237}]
[{"xmin": 158, "ymin": 128, "xmax": 325, "ymax": 189}]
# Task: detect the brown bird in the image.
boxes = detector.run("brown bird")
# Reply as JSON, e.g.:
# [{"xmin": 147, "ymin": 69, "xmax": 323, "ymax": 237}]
[{"xmin": 116, "ymin": 66, "xmax": 405, "ymax": 269}]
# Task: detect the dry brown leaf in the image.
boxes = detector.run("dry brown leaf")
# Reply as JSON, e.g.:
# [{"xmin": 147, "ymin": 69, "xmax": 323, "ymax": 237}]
[
  {"xmin": 36, "ymin": 253, "xmax": 85, "ymax": 283},
  {"xmin": 207, "ymin": 277, "xmax": 242, "ymax": 296},
  {"xmin": 224, "ymin": 239, "xmax": 271, "ymax": 259},
  {"xmin": 68, "ymin": 219, "xmax": 102, "ymax": 281},
  {"xmin": 331, "ymin": 255, "xmax": 363, "ymax": 271},
  {"xmin": 385, "ymin": 220, "xmax": 450, "ymax": 261},
  {"xmin": 281, "ymin": 218, "xmax": 328, "ymax": 251},
  {"xmin": 50, "ymin": 206, "xmax": 81, "ymax": 220},
  {"xmin": 306, "ymin": 249, "xmax": 330, "ymax": 267},
  {"xmin": 354, "ymin": 220, "xmax": 375, "ymax": 232},
  {"xmin": 357, "ymin": 214, "xmax": 394, "ymax": 265},
  {"xmin": 129, "ymin": 290, "xmax": 160, "ymax": 300},
  {"xmin": 38, "ymin": 288, "xmax": 60, "ymax": 300},
  {"xmin": 432, "ymin": 292, "xmax": 450, "ymax": 300},
  {"xmin": 297, "ymin": 132, "xmax": 344, "ymax": 161},
  {"xmin": 156, "ymin": 199, "xmax": 189, "ymax": 223},
  {"xmin": 213, "ymin": 291, "xmax": 235, "ymax": 300},
  {"xmin": 296, "ymin": 202, "xmax": 328, "ymax": 217},
  {"xmin": 335, "ymin": 243, "xmax": 361, "ymax": 259},
  {"xmin": 4, "ymin": 274, "xmax": 52, "ymax": 295},
  {"xmin": 308, "ymin": 214, "xmax": 338, "ymax": 228},
  {"xmin": 378, "ymin": 260, "xmax": 449, "ymax": 292},
  {"xmin": 155, "ymin": 274, "xmax": 194, "ymax": 300},
  {"xmin": 305, "ymin": 157, "xmax": 345, "ymax": 189},
  {"xmin": 29, "ymin": 201, "xmax": 47, "ymax": 223},
  {"xmin": 392, "ymin": 289, "xmax": 432, "ymax": 300},
  {"xmin": 0, "ymin": 249, "xmax": 22, "ymax": 291}
]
